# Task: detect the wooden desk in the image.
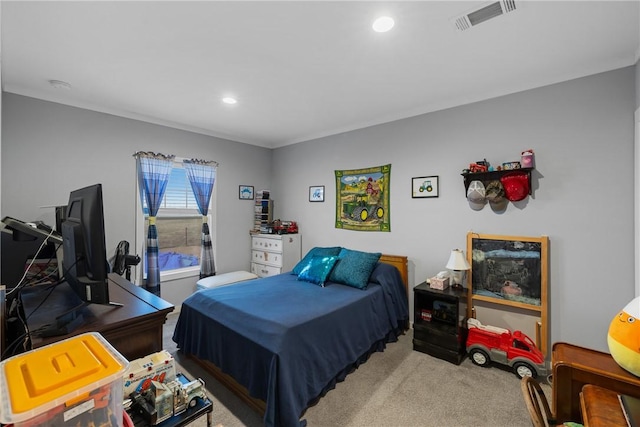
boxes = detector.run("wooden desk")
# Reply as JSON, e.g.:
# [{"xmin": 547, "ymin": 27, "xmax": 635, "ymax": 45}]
[
  {"xmin": 580, "ymin": 385, "xmax": 627, "ymax": 427},
  {"xmin": 21, "ymin": 273, "xmax": 174, "ymax": 361},
  {"xmin": 552, "ymin": 342, "xmax": 640, "ymax": 424}
]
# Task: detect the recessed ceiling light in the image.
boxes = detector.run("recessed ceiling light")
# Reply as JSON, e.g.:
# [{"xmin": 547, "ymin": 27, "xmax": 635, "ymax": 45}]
[
  {"xmin": 222, "ymin": 97, "xmax": 237, "ymax": 105},
  {"xmin": 372, "ymin": 16, "xmax": 394, "ymax": 33},
  {"xmin": 48, "ymin": 79, "xmax": 71, "ymax": 90}
]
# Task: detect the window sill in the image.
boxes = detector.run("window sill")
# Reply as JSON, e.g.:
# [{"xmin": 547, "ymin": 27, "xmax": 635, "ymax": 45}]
[{"xmin": 160, "ymin": 266, "xmax": 201, "ymax": 282}]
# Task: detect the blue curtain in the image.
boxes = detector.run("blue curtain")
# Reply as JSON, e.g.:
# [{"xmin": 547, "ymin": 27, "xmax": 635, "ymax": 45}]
[
  {"xmin": 134, "ymin": 151, "xmax": 175, "ymax": 296},
  {"xmin": 184, "ymin": 159, "xmax": 218, "ymax": 279}
]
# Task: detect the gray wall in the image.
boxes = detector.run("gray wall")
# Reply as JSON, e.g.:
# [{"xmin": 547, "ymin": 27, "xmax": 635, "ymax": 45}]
[
  {"xmin": 1, "ymin": 93, "xmax": 272, "ymax": 307},
  {"xmin": 636, "ymin": 59, "xmax": 640, "ymax": 298},
  {"xmin": 272, "ymin": 66, "xmax": 636, "ymax": 353},
  {"xmin": 636, "ymin": 58, "xmax": 640, "ymax": 109},
  {"xmin": 2, "ymin": 66, "xmax": 635, "ymax": 353}
]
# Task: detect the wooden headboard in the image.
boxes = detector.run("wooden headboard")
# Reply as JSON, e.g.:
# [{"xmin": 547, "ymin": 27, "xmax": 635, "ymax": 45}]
[{"xmin": 380, "ymin": 253, "xmax": 409, "ymax": 297}]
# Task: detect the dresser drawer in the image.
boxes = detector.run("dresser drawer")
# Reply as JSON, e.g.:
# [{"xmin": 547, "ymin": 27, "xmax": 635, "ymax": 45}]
[
  {"xmin": 251, "ymin": 262, "xmax": 281, "ymax": 278},
  {"xmin": 252, "ymin": 250, "xmax": 283, "ymax": 267},
  {"xmin": 252, "ymin": 236, "xmax": 283, "ymax": 252}
]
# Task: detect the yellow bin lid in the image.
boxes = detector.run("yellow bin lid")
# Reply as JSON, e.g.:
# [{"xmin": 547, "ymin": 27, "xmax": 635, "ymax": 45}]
[{"xmin": 0, "ymin": 332, "xmax": 128, "ymax": 424}]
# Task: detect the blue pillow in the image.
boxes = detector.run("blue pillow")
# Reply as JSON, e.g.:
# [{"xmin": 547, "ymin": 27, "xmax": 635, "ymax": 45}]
[
  {"xmin": 329, "ymin": 248, "xmax": 382, "ymax": 289},
  {"xmin": 297, "ymin": 256, "xmax": 339, "ymax": 286},
  {"xmin": 292, "ymin": 246, "xmax": 342, "ymax": 275}
]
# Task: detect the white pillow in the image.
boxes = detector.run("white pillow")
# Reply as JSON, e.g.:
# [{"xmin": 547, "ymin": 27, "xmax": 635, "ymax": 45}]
[{"xmin": 196, "ymin": 271, "xmax": 258, "ymax": 290}]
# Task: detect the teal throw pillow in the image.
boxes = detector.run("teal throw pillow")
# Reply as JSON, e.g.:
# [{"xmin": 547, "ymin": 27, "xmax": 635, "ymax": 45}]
[
  {"xmin": 329, "ymin": 248, "xmax": 382, "ymax": 289},
  {"xmin": 297, "ymin": 256, "xmax": 340, "ymax": 286},
  {"xmin": 292, "ymin": 246, "xmax": 342, "ymax": 275}
]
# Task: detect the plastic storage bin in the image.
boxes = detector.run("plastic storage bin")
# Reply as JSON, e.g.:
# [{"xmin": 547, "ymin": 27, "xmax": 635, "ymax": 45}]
[{"xmin": 0, "ymin": 332, "xmax": 128, "ymax": 427}]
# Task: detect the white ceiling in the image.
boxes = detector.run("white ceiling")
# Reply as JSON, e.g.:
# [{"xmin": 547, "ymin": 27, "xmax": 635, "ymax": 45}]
[{"xmin": 2, "ymin": 1, "xmax": 639, "ymax": 149}]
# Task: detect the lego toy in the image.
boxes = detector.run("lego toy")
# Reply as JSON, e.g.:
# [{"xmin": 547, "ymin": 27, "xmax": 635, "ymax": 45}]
[{"xmin": 127, "ymin": 374, "xmax": 207, "ymax": 425}]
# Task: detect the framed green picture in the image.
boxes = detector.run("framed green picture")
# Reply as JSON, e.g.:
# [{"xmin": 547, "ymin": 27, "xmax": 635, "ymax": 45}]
[{"xmin": 335, "ymin": 164, "xmax": 390, "ymax": 232}]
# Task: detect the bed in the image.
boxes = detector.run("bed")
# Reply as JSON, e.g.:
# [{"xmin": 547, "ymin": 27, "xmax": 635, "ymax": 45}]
[{"xmin": 172, "ymin": 252, "xmax": 409, "ymax": 427}]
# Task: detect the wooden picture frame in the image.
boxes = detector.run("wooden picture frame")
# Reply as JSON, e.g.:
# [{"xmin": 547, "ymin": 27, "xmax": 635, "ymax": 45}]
[
  {"xmin": 309, "ymin": 185, "xmax": 324, "ymax": 202},
  {"xmin": 412, "ymin": 176, "xmax": 439, "ymax": 198},
  {"xmin": 466, "ymin": 232, "xmax": 549, "ymax": 355},
  {"xmin": 239, "ymin": 185, "xmax": 254, "ymax": 200}
]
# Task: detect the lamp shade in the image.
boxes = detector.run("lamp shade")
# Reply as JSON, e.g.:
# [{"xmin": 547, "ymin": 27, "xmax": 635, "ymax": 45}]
[{"xmin": 446, "ymin": 249, "xmax": 470, "ymax": 271}]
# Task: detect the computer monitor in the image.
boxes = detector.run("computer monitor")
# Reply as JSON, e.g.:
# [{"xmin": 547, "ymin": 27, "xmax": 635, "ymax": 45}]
[
  {"xmin": 1, "ymin": 217, "xmax": 62, "ymax": 289},
  {"xmin": 61, "ymin": 183, "xmax": 118, "ymax": 307}
]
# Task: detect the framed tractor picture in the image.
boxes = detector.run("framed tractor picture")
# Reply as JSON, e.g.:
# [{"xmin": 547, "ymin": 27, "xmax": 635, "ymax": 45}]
[{"xmin": 412, "ymin": 176, "xmax": 439, "ymax": 198}]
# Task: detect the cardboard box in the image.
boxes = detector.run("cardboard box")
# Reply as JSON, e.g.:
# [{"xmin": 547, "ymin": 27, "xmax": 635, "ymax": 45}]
[
  {"xmin": 122, "ymin": 350, "xmax": 176, "ymax": 396},
  {"xmin": 0, "ymin": 332, "xmax": 128, "ymax": 427},
  {"xmin": 429, "ymin": 276, "xmax": 450, "ymax": 290}
]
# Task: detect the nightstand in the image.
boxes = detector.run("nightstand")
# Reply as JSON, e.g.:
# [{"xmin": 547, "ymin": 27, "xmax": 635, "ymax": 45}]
[{"xmin": 413, "ymin": 282, "xmax": 467, "ymax": 365}]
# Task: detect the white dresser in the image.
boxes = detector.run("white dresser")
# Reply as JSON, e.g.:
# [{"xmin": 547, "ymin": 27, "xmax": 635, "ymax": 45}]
[{"xmin": 250, "ymin": 234, "xmax": 301, "ymax": 277}]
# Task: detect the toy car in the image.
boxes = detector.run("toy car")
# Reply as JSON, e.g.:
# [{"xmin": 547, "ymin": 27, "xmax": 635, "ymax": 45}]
[
  {"xmin": 271, "ymin": 220, "xmax": 298, "ymax": 234},
  {"xmin": 128, "ymin": 375, "xmax": 207, "ymax": 425},
  {"xmin": 469, "ymin": 163, "xmax": 488, "ymax": 173},
  {"xmin": 466, "ymin": 318, "xmax": 547, "ymax": 379}
]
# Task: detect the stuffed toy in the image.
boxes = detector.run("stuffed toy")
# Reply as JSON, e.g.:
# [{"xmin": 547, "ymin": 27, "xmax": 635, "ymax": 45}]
[{"xmin": 608, "ymin": 296, "xmax": 640, "ymax": 377}]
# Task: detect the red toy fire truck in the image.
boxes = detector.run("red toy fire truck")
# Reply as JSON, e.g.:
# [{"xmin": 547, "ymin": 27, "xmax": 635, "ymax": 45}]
[
  {"xmin": 465, "ymin": 318, "xmax": 547, "ymax": 379},
  {"xmin": 271, "ymin": 220, "xmax": 298, "ymax": 234}
]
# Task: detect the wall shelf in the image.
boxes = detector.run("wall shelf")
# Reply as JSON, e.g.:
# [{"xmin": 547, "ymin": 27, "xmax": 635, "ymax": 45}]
[{"xmin": 461, "ymin": 167, "xmax": 533, "ymax": 196}]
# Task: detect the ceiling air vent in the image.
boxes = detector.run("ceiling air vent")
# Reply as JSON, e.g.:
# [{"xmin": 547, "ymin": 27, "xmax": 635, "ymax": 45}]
[{"xmin": 452, "ymin": 0, "xmax": 517, "ymax": 32}]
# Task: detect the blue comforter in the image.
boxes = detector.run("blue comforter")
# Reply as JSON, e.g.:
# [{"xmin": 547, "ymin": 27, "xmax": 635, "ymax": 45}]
[{"xmin": 173, "ymin": 262, "xmax": 408, "ymax": 427}]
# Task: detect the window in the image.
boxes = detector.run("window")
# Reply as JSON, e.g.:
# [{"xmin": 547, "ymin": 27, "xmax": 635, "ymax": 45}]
[{"xmin": 136, "ymin": 160, "xmax": 215, "ymax": 281}]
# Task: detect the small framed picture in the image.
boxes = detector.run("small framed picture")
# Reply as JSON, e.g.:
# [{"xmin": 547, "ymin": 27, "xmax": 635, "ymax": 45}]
[
  {"xmin": 412, "ymin": 176, "xmax": 439, "ymax": 198},
  {"xmin": 309, "ymin": 185, "xmax": 324, "ymax": 202},
  {"xmin": 239, "ymin": 185, "xmax": 254, "ymax": 200}
]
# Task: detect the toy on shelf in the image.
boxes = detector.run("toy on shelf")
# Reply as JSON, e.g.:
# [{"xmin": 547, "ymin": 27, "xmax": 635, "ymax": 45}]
[
  {"xmin": 468, "ymin": 162, "xmax": 488, "ymax": 173},
  {"xmin": 521, "ymin": 149, "xmax": 535, "ymax": 168},
  {"xmin": 270, "ymin": 219, "xmax": 298, "ymax": 235},
  {"xmin": 466, "ymin": 318, "xmax": 547, "ymax": 379}
]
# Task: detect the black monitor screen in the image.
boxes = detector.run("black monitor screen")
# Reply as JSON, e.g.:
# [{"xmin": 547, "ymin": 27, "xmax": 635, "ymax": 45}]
[{"xmin": 61, "ymin": 183, "xmax": 110, "ymax": 305}]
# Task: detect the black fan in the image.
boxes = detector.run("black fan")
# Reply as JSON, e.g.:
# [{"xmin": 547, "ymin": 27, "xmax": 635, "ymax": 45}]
[{"xmin": 113, "ymin": 240, "xmax": 140, "ymax": 281}]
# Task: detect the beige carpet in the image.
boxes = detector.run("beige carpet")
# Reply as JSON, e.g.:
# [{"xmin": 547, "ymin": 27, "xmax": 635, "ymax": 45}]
[{"xmin": 163, "ymin": 312, "xmax": 544, "ymax": 427}]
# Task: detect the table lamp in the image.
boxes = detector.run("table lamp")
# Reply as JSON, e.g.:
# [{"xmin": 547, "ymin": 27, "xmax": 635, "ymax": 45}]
[{"xmin": 446, "ymin": 249, "xmax": 471, "ymax": 289}]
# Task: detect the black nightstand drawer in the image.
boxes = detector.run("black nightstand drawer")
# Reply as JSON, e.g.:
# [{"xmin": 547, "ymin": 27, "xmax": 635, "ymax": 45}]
[
  {"xmin": 414, "ymin": 323, "xmax": 460, "ymax": 351},
  {"xmin": 413, "ymin": 338, "xmax": 465, "ymax": 365},
  {"xmin": 414, "ymin": 318, "xmax": 457, "ymax": 335}
]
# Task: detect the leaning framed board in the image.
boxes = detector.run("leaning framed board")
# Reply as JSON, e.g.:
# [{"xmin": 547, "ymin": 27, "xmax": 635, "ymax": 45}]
[{"xmin": 466, "ymin": 232, "xmax": 549, "ymax": 356}]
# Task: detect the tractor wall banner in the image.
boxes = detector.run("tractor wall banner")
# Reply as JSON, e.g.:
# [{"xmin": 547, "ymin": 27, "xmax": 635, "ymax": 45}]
[{"xmin": 335, "ymin": 164, "xmax": 390, "ymax": 232}]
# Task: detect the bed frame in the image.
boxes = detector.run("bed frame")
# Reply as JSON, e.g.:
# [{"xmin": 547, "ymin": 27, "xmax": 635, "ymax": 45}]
[{"xmin": 187, "ymin": 253, "xmax": 409, "ymax": 416}]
